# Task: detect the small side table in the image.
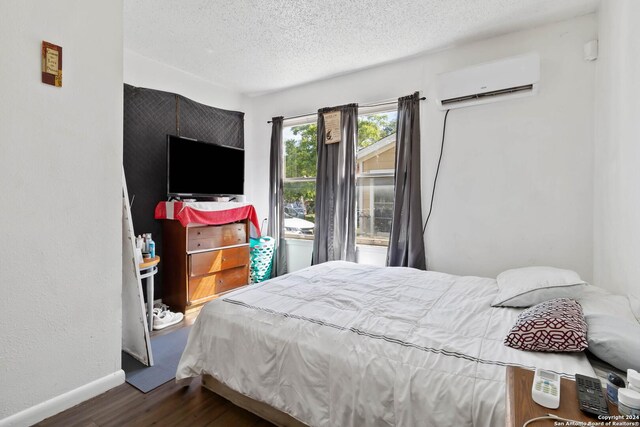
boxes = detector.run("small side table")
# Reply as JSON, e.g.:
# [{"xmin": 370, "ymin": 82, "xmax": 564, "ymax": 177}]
[
  {"xmin": 506, "ymin": 366, "xmax": 620, "ymax": 426},
  {"xmin": 139, "ymin": 256, "xmax": 160, "ymax": 331}
]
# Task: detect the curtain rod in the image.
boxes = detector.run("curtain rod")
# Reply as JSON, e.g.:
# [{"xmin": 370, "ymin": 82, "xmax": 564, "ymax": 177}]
[{"xmin": 267, "ymin": 97, "xmax": 426, "ymax": 124}]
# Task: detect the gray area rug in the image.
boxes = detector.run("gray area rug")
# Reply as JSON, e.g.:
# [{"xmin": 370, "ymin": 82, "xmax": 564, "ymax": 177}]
[{"xmin": 121, "ymin": 325, "xmax": 192, "ymax": 393}]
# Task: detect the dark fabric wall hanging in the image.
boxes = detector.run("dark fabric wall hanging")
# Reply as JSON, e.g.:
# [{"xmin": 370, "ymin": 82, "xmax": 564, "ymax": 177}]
[
  {"xmin": 123, "ymin": 84, "xmax": 245, "ymax": 298},
  {"xmin": 178, "ymin": 96, "xmax": 244, "ymax": 148},
  {"xmin": 387, "ymin": 92, "xmax": 426, "ymax": 269},
  {"xmin": 312, "ymin": 104, "xmax": 358, "ymax": 264}
]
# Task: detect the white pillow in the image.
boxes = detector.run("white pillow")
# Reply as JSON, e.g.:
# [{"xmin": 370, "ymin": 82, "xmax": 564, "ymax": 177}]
[
  {"xmin": 578, "ymin": 287, "xmax": 640, "ymax": 371},
  {"xmin": 492, "ymin": 266, "xmax": 587, "ymax": 307},
  {"xmin": 586, "ymin": 313, "xmax": 640, "ymax": 372},
  {"xmin": 578, "ymin": 286, "xmax": 638, "ymax": 322}
]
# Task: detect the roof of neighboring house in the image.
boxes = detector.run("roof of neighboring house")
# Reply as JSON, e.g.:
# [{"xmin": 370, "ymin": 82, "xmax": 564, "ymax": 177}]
[{"xmin": 357, "ymin": 133, "xmax": 396, "ymax": 162}]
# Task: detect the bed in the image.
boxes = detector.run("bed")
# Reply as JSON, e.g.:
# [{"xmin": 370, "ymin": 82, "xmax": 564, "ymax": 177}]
[{"xmin": 176, "ymin": 261, "xmax": 596, "ymax": 426}]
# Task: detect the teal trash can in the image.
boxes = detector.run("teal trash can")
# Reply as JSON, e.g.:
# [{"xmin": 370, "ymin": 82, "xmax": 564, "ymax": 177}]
[{"xmin": 249, "ymin": 236, "xmax": 275, "ymax": 283}]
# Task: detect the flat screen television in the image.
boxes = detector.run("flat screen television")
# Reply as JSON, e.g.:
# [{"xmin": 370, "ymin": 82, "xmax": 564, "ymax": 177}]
[{"xmin": 167, "ymin": 135, "xmax": 244, "ymax": 198}]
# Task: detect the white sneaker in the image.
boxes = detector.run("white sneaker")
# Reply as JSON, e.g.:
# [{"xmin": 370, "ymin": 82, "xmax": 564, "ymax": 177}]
[
  {"xmin": 152, "ymin": 310, "xmax": 184, "ymax": 330},
  {"xmin": 153, "ymin": 302, "xmax": 170, "ymax": 314}
]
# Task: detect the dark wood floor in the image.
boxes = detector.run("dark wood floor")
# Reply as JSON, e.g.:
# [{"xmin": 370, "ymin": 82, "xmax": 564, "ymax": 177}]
[
  {"xmin": 36, "ymin": 376, "xmax": 274, "ymax": 427},
  {"xmin": 37, "ymin": 308, "xmax": 275, "ymax": 427}
]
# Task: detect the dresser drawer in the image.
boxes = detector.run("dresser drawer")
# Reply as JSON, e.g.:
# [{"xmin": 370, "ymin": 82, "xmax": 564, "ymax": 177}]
[
  {"xmin": 188, "ymin": 223, "xmax": 246, "ymax": 251},
  {"xmin": 189, "ymin": 245, "xmax": 249, "ymax": 277},
  {"xmin": 188, "ymin": 266, "xmax": 249, "ymax": 304}
]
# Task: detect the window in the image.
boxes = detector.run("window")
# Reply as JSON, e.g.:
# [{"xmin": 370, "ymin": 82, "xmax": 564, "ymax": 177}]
[
  {"xmin": 283, "ymin": 121, "xmax": 317, "ymax": 239},
  {"xmin": 356, "ymin": 111, "xmax": 397, "ymax": 246},
  {"xmin": 282, "ymin": 109, "xmax": 398, "ymax": 246}
]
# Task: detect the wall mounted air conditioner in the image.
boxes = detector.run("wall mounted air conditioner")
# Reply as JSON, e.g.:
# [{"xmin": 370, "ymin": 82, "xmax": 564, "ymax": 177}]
[{"xmin": 435, "ymin": 53, "xmax": 540, "ymax": 110}]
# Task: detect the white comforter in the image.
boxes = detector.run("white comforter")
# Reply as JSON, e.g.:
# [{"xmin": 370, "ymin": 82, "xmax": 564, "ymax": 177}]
[{"xmin": 176, "ymin": 261, "xmax": 595, "ymax": 426}]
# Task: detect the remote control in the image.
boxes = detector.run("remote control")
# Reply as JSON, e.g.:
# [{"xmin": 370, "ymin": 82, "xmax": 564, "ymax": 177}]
[
  {"xmin": 532, "ymin": 368, "xmax": 561, "ymax": 409},
  {"xmin": 575, "ymin": 374, "xmax": 610, "ymax": 417}
]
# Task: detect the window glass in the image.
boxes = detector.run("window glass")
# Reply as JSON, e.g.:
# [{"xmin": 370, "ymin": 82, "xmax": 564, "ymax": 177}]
[
  {"xmin": 282, "ymin": 110, "xmax": 398, "ymax": 246},
  {"xmin": 356, "ymin": 111, "xmax": 397, "ymax": 246},
  {"xmin": 283, "ymin": 123, "xmax": 317, "ymax": 239}
]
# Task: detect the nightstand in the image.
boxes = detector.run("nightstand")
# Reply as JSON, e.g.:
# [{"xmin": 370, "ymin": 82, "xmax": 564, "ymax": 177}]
[{"xmin": 506, "ymin": 366, "xmax": 620, "ymax": 426}]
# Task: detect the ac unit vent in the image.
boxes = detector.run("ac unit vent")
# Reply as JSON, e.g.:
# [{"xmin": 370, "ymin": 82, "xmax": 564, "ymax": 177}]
[
  {"xmin": 440, "ymin": 84, "xmax": 534, "ymax": 106},
  {"xmin": 436, "ymin": 53, "xmax": 540, "ymax": 110}
]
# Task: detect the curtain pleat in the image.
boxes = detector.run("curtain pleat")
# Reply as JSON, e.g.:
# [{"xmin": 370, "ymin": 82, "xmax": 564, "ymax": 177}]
[
  {"xmin": 312, "ymin": 104, "xmax": 358, "ymax": 264},
  {"xmin": 267, "ymin": 116, "xmax": 287, "ymax": 276},
  {"xmin": 387, "ymin": 92, "xmax": 426, "ymax": 269}
]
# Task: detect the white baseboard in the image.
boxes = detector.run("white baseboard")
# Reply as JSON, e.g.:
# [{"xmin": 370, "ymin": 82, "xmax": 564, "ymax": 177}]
[{"xmin": 0, "ymin": 370, "xmax": 125, "ymax": 427}]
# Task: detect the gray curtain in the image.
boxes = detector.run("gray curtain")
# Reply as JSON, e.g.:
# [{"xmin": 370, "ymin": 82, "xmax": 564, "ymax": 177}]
[
  {"xmin": 267, "ymin": 116, "xmax": 287, "ymax": 276},
  {"xmin": 312, "ymin": 104, "xmax": 358, "ymax": 264},
  {"xmin": 387, "ymin": 92, "xmax": 426, "ymax": 269}
]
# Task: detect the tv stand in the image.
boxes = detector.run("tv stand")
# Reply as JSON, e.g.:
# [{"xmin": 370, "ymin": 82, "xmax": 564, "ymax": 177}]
[{"xmin": 162, "ymin": 218, "xmax": 250, "ymax": 313}]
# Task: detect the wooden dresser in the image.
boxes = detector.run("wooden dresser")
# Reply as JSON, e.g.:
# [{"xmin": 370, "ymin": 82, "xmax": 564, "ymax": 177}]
[{"xmin": 162, "ymin": 219, "xmax": 250, "ymax": 313}]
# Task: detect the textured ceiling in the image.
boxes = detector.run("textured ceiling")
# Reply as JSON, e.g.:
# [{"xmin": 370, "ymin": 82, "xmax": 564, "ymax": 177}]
[{"xmin": 124, "ymin": 0, "xmax": 598, "ymax": 96}]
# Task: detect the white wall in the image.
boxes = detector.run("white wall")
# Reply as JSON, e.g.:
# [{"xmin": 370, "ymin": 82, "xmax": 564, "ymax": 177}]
[
  {"xmin": 247, "ymin": 15, "xmax": 597, "ymax": 281},
  {"xmin": 593, "ymin": 0, "xmax": 640, "ymax": 296},
  {"xmin": 284, "ymin": 239, "xmax": 387, "ymax": 272},
  {"xmin": 124, "ymin": 48, "xmax": 248, "ymax": 113},
  {"xmin": 0, "ymin": 1, "xmax": 124, "ymax": 424},
  {"xmin": 285, "ymin": 239, "xmax": 314, "ymax": 273}
]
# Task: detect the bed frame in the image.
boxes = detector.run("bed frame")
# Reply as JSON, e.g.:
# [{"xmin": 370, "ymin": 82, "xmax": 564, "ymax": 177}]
[{"xmin": 202, "ymin": 375, "xmax": 308, "ymax": 427}]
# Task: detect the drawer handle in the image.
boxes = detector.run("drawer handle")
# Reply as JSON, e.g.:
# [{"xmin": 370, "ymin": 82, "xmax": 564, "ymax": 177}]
[
  {"xmin": 222, "ymin": 257, "xmax": 227, "ymax": 262},
  {"xmin": 197, "ymin": 243, "xmax": 201, "ymax": 247},
  {"xmin": 197, "ymin": 231, "xmax": 202, "ymax": 236}
]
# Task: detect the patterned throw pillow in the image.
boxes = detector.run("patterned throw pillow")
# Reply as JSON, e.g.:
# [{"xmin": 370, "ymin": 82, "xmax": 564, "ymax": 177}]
[{"xmin": 504, "ymin": 298, "xmax": 588, "ymax": 352}]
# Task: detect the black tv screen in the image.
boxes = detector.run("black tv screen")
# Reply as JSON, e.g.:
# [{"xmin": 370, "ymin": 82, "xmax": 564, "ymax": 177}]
[{"xmin": 167, "ymin": 135, "xmax": 244, "ymax": 198}]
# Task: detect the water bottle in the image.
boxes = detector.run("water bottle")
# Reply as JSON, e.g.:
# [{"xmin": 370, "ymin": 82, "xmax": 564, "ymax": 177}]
[{"xmin": 148, "ymin": 238, "xmax": 156, "ymax": 258}]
